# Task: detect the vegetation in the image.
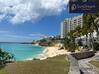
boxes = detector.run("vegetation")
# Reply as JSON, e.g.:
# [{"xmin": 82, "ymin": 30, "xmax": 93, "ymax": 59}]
[
  {"xmin": 33, "ymin": 35, "xmax": 62, "ymax": 46},
  {"xmin": 63, "ymin": 13, "xmax": 99, "ymax": 52},
  {"xmin": 93, "ymin": 42, "xmax": 99, "ymax": 51},
  {"xmin": 63, "ymin": 37, "xmax": 78, "ymax": 52},
  {"xmin": 62, "ymin": 25, "xmax": 80, "ymax": 52},
  {"xmin": 0, "ymin": 48, "xmax": 14, "ymax": 74},
  {"xmin": 0, "ymin": 48, "xmax": 14, "ymax": 66},
  {"xmin": 0, "ymin": 68, "xmax": 7, "ymax": 74},
  {"xmin": 90, "ymin": 60, "xmax": 99, "ymax": 68},
  {"xmin": 4, "ymin": 55, "xmax": 69, "ymax": 74},
  {"xmin": 83, "ymin": 13, "xmax": 99, "ymax": 50}
]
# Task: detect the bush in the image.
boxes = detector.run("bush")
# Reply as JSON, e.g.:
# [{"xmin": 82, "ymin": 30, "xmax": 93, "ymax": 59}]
[
  {"xmin": 0, "ymin": 48, "xmax": 14, "ymax": 66},
  {"xmin": 78, "ymin": 39, "xmax": 83, "ymax": 46},
  {"xmin": 63, "ymin": 37, "xmax": 78, "ymax": 52},
  {"xmin": 93, "ymin": 42, "xmax": 99, "ymax": 51}
]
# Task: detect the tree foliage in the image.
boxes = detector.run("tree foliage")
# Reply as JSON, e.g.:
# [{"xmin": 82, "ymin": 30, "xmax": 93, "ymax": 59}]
[
  {"xmin": 63, "ymin": 36, "xmax": 78, "ymax": 52},
  {"xmin": 63, "ymin": 13, "xmax": 99, "ymax": 51},
  {"xmin": 0, "ymin": 48, "xmax": 14, "ymax": 66}
]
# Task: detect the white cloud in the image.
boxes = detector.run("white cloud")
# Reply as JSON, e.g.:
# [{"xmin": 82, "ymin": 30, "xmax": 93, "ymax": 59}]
[
  {"xmin": 0, "ymin": 14, "xmax": 5, "ymax": 21},
  {"xmin": 0, "ymin": 0, "xmax": 68, "ymax": 24}
]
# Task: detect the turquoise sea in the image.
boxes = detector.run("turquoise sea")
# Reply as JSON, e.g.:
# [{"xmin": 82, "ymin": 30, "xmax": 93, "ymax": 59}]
[{"xmin": 0, "ymin": 43, "xmax": 44, "ymax": 61}]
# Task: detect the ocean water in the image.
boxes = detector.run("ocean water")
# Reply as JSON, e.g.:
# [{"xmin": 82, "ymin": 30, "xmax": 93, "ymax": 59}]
[{"xmin": 0, "ymin": 43, "xmax": 44, "ymax": 61}]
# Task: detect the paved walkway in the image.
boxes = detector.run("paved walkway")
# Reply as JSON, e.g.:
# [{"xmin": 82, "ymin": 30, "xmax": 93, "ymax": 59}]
[
  {"xmin": 78, "ymin": 59, "xmax": 99, "ymax": 74},
  {"xmin": 67, "ymin": 54, "xmax": 80, "ymax": 74},
  {"xmin": 78, "ymin": 52, "xmax": 99, "ymax": 74}
]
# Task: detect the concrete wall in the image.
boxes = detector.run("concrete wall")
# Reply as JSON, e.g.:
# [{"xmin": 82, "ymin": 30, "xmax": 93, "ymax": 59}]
[{"xmin": 71, "ymin": 51, "xmax": 95, "ymax": 60}]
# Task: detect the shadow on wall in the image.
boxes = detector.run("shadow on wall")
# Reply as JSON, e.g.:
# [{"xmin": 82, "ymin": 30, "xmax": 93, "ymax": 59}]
[{"xmin": 71, "ymin": 51, "xmax": 95, "ymax": 60}]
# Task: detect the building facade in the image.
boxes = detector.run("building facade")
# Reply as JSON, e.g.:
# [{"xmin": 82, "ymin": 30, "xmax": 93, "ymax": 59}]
[{"xmin": 61, "ymin": 15, "xmax": 83, "ymax": 38}]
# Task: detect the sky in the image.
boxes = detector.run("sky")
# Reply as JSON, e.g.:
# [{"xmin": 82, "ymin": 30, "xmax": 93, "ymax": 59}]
[{"xmin": 0, "ymin": 0, "xmax": 80, "ymax": 42}]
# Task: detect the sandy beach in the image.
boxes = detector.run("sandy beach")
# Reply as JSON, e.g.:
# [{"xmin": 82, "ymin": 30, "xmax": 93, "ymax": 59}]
[{"xmin": 36, "ymin": 46, "xmax": 70, "ymax": 60}]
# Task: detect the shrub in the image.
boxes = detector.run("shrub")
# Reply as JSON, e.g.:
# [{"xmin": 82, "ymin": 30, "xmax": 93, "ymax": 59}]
[
  {"xmin": 93, "ymin": 42, "xmax": 99, "ymax": 51},
  {"xmin": 63, "ymin": 37, "xmax": 78, "ymax": 52},
  {"xmin": 0, "ymin": 48, "xmax": 14, "ymax": 66}
]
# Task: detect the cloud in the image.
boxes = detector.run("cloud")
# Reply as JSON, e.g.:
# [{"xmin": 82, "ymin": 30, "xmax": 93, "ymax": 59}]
[
  {"xmin": 0, "ymin": 0, "xmax": 68, "ymax": 24},
  {"xmin": 0, "ymin": 14, "xmax": 5, "ymax": 21},
  {"xmin": 29, "ymin": 33, "xmax": 48, "ymax": 38},
  {"xmin": 0, "ymin": 30, "xmax": 10, "ymax": 34}
]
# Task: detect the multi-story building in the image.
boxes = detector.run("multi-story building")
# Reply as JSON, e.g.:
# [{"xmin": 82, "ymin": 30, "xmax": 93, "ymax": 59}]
[{"xmin": 61, "ymin": 15, "xmax": 83, "ymax": 38}]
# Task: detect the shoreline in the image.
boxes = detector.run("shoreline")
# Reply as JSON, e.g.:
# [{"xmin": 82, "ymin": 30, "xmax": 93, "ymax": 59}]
[
  {"xmin": 14, "ymin": 45, "xmax": 70, "ymax": 61},
  {"xmin": 36, "ymin": 46, "xmax": 71, "ymax": 60}
]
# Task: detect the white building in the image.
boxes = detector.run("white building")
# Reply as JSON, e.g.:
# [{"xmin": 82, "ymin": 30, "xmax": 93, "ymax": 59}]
[{"xmin": 61, "ymin": 15, "xmax": 83, "ymax": 38}]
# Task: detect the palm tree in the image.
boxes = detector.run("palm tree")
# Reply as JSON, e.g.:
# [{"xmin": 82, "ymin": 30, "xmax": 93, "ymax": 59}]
[
  {"xmin": 83, "ymin": 14, "xmax": 93, "ymax": 49},
  {"xmin": 74, "ymin": 25, "xmax": 82, "ymax": 37},
  {"xmin": 83, "ymin": 13, "xmax": 99, "ymax": 49},
  {"xmin": 62, "ymin": 30, "xmax": 78, "ymax": 52},
  {"xmin": 63, "ymin": 36, "xmax": 77, "ymax": 52},
  {"xmin": 81, "ymin": 25, "xmax": 89, "ymax": 46},
  {"xmin": 94, "ymin": 17, "xmax": 99, "ymax": 42}
]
